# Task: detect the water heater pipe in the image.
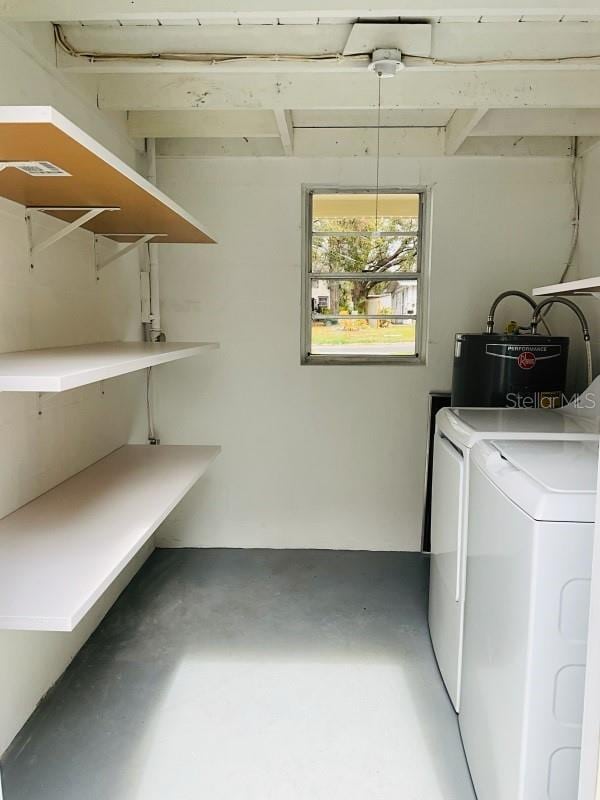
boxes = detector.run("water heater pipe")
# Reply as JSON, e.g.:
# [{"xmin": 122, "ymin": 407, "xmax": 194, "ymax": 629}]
[
  {"xmin": 531, "ymin": 296, "xmax": 593, "ymax": 385},
  {"xmin": 486, "ymin": 290, "xmax": 539, "ymax": 335}
]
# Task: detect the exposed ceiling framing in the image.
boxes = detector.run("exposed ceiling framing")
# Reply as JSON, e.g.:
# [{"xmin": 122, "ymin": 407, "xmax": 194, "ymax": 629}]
[
  {"xmin": 5, "ymin": 6, "xmax": 600, "ymax": 157},
  {"xmin": 53, "ymin": 22, "xmax": 600, "ymax": 73}
]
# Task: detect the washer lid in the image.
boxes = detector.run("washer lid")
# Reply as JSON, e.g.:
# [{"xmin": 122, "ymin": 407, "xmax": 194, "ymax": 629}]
[
  {"xmin": 471, "ymin": 439, "xmax": 598, "ymax": 522},
  {"xmin": 438, "ymin": 407, "xmax": 598, "ymax": 450}
]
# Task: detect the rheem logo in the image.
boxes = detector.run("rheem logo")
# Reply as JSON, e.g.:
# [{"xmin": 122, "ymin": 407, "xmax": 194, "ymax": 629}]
[{"xmin": 517, "ymin": 351, "xmax": 536, "ymax": 370}]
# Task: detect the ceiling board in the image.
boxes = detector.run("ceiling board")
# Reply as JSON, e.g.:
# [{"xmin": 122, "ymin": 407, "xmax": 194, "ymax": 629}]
[{"xmin": 4, "ymin": 2, "xmax": 598, "ymax": 22}]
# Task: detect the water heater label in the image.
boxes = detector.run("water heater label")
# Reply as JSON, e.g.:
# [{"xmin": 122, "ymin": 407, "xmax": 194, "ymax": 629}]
[
  {"xmin": 485, "ymin": 343, "xmax": 562, "ymax": 369},
  {"xmin": 517, "ymin": 352, "xmax": 536, "ymax": 369}
]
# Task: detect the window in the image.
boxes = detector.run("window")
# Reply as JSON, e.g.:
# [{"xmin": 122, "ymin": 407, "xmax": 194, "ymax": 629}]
[{"xmin": 302, "ymin": 189, "xmax": 426, "ymax": 364}]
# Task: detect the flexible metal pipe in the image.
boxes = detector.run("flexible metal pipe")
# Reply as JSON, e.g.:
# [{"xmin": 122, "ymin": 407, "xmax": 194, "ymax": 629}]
[
  {"xmin": 486, "ymin": 290, "xmax": 538, "ymax": 334},
  {"xmin": 531, "ymin": 297, "xmax": 592, "ymax": 385}
]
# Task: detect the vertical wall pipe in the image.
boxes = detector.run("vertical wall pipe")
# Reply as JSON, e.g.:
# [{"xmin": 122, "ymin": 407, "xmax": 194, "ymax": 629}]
[{"xmin": 146, "ymin": 138, "xmax": 162, "ymax": 340}]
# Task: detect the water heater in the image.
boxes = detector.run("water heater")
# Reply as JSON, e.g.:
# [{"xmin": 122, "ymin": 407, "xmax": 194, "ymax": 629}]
[{"xmin": 451, "ymin": 333, "xmax": 569, "ymax": 408}]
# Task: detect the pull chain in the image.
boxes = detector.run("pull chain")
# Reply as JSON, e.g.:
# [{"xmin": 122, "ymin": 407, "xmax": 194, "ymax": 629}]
[{"xmin": 375, "ymin": 75, "xmax": 382, "ymax": 232}]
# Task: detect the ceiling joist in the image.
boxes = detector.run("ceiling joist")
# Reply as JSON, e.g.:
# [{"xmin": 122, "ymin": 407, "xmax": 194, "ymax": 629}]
[
  {"xmin": 1, "ymin": 1, "xmax": 599, "ymax": 22},
  {"xmin": 273, "ymin": 109, "xmax": 294, "ymax": 155},
  {"xmin": 445, "ymin": 108, "xmax": 488, "ymax": 154}
]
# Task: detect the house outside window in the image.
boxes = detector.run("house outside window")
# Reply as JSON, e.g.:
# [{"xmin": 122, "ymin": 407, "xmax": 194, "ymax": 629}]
[{"xmin": 302, "ymin": 189, "xmax": 426, "ymax": 365}]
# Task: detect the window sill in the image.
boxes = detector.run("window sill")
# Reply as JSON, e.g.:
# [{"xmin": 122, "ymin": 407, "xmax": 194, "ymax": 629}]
[{"xmin": 302, "ymin": 354, "xmax": 424, "ymax": 366}]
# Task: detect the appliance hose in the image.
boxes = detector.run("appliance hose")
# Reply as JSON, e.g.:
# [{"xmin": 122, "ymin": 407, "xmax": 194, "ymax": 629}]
[
  {"xmin": 486, "ymin": 290, "xmax": 551, "ymax": 336},
  {"xmin": 531, "ymin": 297, "xmax": 593, "ymax": 385},
  {"xmin": 586, "ymin": 339, "xmax": 593, "ymax": 386}
]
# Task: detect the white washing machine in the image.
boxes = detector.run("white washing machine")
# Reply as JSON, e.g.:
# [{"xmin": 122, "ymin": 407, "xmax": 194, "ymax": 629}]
[
  {"xmin": 459, "ymin": 438, "xmax": 597, "ymax": 800},
  {"xmin": 428, "ymin": 380, "xmax": 600, "ymax": 711}
]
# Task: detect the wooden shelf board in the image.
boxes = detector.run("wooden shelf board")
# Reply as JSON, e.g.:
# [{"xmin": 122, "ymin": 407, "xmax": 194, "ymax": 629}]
[
  {"xmin": 0, "ymin": 106, "xmax": 215, "ymax": 244},
  {"xmin": 0, "ymin": 341, "xmax": 219, "ymax": 392},
  {"xmin": 533, "ymin": 277, "xmax": 600, "ymax": 297},
  {"xmin": 0, "ymin": 444, "xmax": 220, "ymax": 631}
]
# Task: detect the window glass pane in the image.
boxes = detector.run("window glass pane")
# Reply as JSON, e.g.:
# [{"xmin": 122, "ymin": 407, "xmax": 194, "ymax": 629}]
[
  {"xmin": 311, "ymin": 234, "xmax": 418, "ymax": 274},
  {"xmin": 311, "ymin": 317, "xmax": 417, "ymax": 357},
  {"xmin": 306, "ymin": 191, "xmax": 423, "ymax": 362},
  {"xmin": 310, "ymin": 278, "xmax": 418, "ymax": 357},
  {"xmin": 312, "ymin": 193, "xmax": 419, "ymax": 234},
  {"xmin": 311, "ymin": 278, "xmax": 417, "ymax": 316}
]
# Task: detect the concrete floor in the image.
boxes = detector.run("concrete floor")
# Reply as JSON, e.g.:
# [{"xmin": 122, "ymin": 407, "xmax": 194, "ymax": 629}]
[{"xmin": 1, "ymin": 550, "xmax": 475, "ymax": 800}]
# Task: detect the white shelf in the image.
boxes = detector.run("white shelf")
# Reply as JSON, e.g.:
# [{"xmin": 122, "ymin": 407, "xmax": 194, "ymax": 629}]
[
  {"xmin": 0, "ymin": 341, "xmax": 219, "ymax": 392},
  {"xmin": 533, "ymin": 277, "xmax": 600, "ymax": 297},
  {"xmin": 0, "ymin": 106, "xmax": 215, "ymax": 244},
  {"xmin": 0, "ymin": 444, "xmax": 220, "ymax": 631}
]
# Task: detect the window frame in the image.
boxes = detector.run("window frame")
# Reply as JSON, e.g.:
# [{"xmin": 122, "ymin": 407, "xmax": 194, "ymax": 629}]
[{"xmin": 301, "ymin": 186, "xmax": 428, "ymax": 366}]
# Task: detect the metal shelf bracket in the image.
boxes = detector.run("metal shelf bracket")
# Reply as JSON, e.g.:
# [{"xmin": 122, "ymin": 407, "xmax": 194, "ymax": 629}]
[
  {"xmin": 25, "ymin": 206, "xmax": 120, "ymax": 269},
  {"xmin": 95, "ymin": 233, "xmax": 167, "ymax": 274}
]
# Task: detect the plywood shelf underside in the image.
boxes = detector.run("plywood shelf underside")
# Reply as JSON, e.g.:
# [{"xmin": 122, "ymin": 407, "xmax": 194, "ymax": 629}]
[{"xmin": 0, "ymin": 106, "xmax": 215, "ymax": 244}]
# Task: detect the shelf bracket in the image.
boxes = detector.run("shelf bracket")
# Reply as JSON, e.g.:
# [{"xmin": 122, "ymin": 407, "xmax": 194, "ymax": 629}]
[
  {"xmin": 25, "ymin": 207, "xmax": 120, "ymax": 270},
  {"xmin": 95, "ymin": 234, "xmax": 167, "ymax": 273}
]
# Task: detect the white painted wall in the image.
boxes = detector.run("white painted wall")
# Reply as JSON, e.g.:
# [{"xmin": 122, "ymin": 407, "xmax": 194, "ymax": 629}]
[
  {"xmin": 0, "ymin": 23, "xmax": 147, "ymax": 756},
  {"xmin": 153, "ymin": 154, "xmax": 581, "ymax": 552}
]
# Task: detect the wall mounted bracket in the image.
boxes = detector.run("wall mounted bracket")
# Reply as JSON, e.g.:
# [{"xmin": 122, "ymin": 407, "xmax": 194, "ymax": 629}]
[
  {"xmin": 95, "ymin": 233, "xmax": 167, "ymax": 274},
  {"xmin": 25, "ymin": 206, "xmax": 119, "ymax": 269}
]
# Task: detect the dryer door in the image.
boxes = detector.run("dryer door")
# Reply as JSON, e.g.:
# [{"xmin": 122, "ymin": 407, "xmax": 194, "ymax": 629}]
[{"xmin": 428, "ymin": 430, "xmax": 465, "ymax": 711}]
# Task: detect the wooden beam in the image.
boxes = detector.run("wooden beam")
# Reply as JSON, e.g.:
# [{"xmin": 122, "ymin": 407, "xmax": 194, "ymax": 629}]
[
  {"xmin": 157, "ymin": 137, "xmax": 285, "ymax": 157},
  {"xmin": 127, "ymin": 110, "xmax": 279, "ymax": 138},
  {"xmin": 445, "ymin": 108, "xmax": 488, "ymax": 154},
  {"xmin": 56, "ymin": 22, "xmax": 600, "ymax": 75},
  {"xmin": 2, "ymin": 1, "xmax": 598, "ymax": 21},
  {"xmin": 274, "ymin": 109, "xmax": 294, "ymax": 155},
  {"xmin": 458, "ymin": 136, "xmax": 571, "ymax": 157},
  {"xmin": 158, "ymin": 128, "xmax": 445, "ymax": 157},
  {"xmin": 97, "ymin": 70, "xmax": 600, "ymax": 112},
  {"xmin": 473, "ymin": 109, "xmax": 600, "ymax": 137},
  {"xmin": 294, "ymin": 127, "xmax": 444, "ymax": 157},
  {"xmin": 155, "ymin": 129, "xmax": 571, "ymax": 158}
]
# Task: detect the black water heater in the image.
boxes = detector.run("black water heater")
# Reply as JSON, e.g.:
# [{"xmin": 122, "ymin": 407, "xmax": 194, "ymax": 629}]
[{"xmin": 451, "ymin": 333, "xmax": 569, "ymax": 408}]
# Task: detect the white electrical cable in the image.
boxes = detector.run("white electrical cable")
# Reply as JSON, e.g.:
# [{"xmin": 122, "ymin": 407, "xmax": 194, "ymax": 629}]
[
  {"xmin": 146, "ymin": 367, "xmax": 156, "ymax": 443},
  {"xmin": 538, "ymin": 137, "xmax": 580, "ymax": 332},
  {"xmin": 556, "ymin": 136, "xmax": 580, "ymax": 286},
  {"xmin": 54, "ymin": 25, "xmax": 367, "ymax": 64},
  {"xmin": 54, "ymin": 24, "xmax": 600, "ymax": 68}
]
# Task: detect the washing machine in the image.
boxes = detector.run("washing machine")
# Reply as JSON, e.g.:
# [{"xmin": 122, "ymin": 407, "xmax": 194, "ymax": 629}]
[
  {"xmin": 428, "ymin": 378, "xmax": 600, "ymax": 711},
  {"xmin": 459, "ymin": 438, "xmax": 597, "ymax": 800}
]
